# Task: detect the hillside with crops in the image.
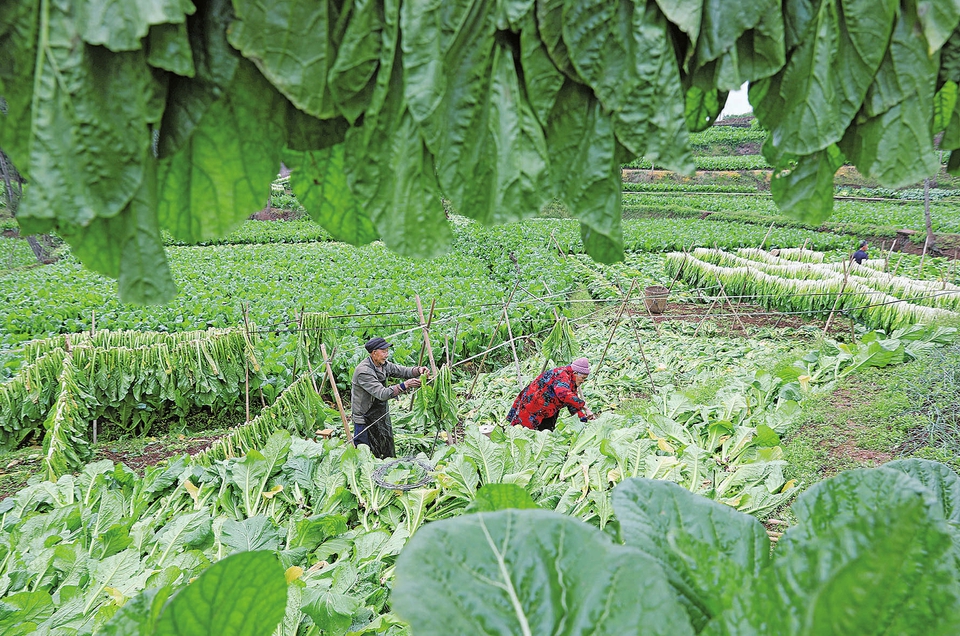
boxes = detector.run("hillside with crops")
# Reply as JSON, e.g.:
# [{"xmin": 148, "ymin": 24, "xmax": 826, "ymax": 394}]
[{"xmin": 4, "ymin": 1, "xmax": 960, "ymax": 635}]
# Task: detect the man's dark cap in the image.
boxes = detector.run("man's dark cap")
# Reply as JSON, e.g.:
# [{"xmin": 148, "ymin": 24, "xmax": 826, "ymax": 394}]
[{"xmin": 364, "ymin": 337, "xmax": 391, "ymax": 353}]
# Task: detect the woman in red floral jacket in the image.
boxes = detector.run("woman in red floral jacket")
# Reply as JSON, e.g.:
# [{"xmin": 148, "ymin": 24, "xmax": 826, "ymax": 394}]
[{"xmin": 507, "ymin": 357, "xmax": 597, "ymax": 431}]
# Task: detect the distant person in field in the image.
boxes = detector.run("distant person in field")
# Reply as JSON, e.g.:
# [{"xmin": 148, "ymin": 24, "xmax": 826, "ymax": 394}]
[
  {"xmin": 853, "ymin": 240, "xmax": 869, "ymax": 265},
  {"xmin": 351, "ymin": 337, "xmax": 429, "ymax": 459},
  {"xmin": 507, "ymin": 357, "xmax": 597, "ymax": 431}
]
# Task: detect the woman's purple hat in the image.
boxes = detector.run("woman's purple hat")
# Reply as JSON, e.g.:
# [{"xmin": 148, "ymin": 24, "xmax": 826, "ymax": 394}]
[{"xmin": 571, "ymin": 357, "xmax": 590, "ymax": 375}]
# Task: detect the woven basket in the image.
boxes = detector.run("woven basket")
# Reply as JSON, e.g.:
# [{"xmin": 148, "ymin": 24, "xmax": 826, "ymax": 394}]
[{"xmin": 644, "ymin": 285, "xmax": 669, "ymax": 314}]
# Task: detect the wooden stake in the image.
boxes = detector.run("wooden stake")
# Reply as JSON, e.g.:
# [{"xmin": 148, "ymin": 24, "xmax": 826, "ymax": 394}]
[
  {"xmin": 714, "ymin": 276, "xmax": 748, "ymax": 334},
  {"xmin": 628, "ymin": 311, "xmax": 657, "ymax": 395},
  {"xmin": 321, "ymin": 343, "xmax": 351, "ymax": 441},
  {"xmin": 245, "ymin": 360, "xmax": 251, "ymax": 423},
  {"xmin": 919, "ymin": 235, "xmax": 931, "ymax": 274},
  {"xmin": 415, "ymin": 298, "xmax": 436, "ymax": 368},
  {"xmin": 893, "ymin": 253, "xmax": 905, "ymax": 276},
  {"xmin": 693, "ymin": 297, "xmax": 719, "ymax": 337},
  {"xmin": 415, "ymin": 295, "xmax": 438, "ymax": 376},
  {"xmin": 549, "ymin": 229, "xmax": 566, "ymax": 259},
  {"xmin": 467, "ymin": 278, "xmax": 522, "ymax": 397},
  {"xmin": 824, "ymin": 260, "xmax": 850, "ymax": 334},
  {"xmin": 503, "ymin": 305, "xmax": 522, "ymax": 382},
  {"xmin": 597, "ymin": 279, "xmax": 637, "ymax": 371},
  {"xmin": 758, "ymin": 221, "xmax": 776, "ymax": 250},
  {"xmin": 91, "ymin": 310, "xmax": 96, "ymax": 337}
]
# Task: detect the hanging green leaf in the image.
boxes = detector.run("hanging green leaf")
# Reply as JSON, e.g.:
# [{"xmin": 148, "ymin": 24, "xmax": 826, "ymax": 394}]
[
  {"xmin": 401, "ymin": 0, "xmax": 550, "ymax": 227},
  {"xmin": 345, "ymin": 0, "xmax": 451, "ymax": 258},
  {"xmin": 229, "ymin": 0, "xmax": 340, "ymax": 119},
  {"xmin": 770, "ymin": 145, "xmax": 844, "ymax": 225},
  {"xmin": 519, "ymin": 10, "xmax": 566, "ymax": 127},
  {"xmin": 684, "ymin": 87, "xmax": 728, "ymax": 133},
  {"xmin": 689, "ymin": 0, "xmax": 784, "ymax": 91},
  {"xmin": 76, "ymin": 0, "xmax": 195, "ymax": 52},
  {"xmin": 157, "ymin": 0, "xmax": 240, "ymax": 157},
  {"xmin": 327, "ymin": 0, "xmax": 384, "ymax": 124},
  {"xmin": 753, "ymin": 0, "xmax": 897, "ymax": 159},
  {"xmin": 917, "ymin": 0, "xmax": 960, "ymax": 53},
  {"xmin": 934, "ymin": 81, "xmax": 959, "ymax": 132},
  {"xmin": 158, "ymin": 59, "xmax": 286, "ymax": 242},
  {"xmin": 545, "ymin": 81, "xmax": 623, "ymax": 263},
  {"xmin": 146, "ymin": 21, "xmax": 196, "ymax": 77},
  {"xmin": 8, "ymin": 2, "xmax": 157, "ymax": 230},
  {"xmin": 839, "ymin": 6, "xmax": 940, "ymax": 188},
  {"xmin": 284, "ymin": 145, "xmax": 378, "ymax": 245},
  {"xmin": 562, "ymin": 0, "xmax": 693, "ymax": 172}
]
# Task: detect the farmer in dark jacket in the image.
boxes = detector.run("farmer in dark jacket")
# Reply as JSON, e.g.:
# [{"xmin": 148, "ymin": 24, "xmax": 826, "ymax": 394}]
[
  {"xmin": 351, "ymin": 337, "xmax": 429, "ymax": 458},
  {"xmin": 507, "ymin": 357, "xmax": 596, "ymax": 431},
  {"xmin": 852, "ymin": 240, "xmax": 869, "ymax": 265}
]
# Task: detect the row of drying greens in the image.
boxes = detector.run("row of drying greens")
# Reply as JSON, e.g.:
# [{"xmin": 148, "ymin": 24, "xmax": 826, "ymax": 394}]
[
  {"xmin": 666, "ymin": 248, "xmax": 960, "ymax": 331},
  {"xmin": 0, "ymin": 328, "xmax": 260, "ymax": 477},
  {"xmin": 0, "ymin": 324, "xmax": 951, "ymax": 635}
]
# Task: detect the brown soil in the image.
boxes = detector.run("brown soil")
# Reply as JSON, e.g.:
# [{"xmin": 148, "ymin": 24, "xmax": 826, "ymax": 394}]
[
  {"xmin": 0, "ymin": 433, "xmax": 228, "ymax": 501},
  {"xmin": 734, "ymin": 142, "xmax": 762, "ymax": 156},
  {"xmin": 1, "ymin": 229, "xmax": 18, "ymax": 238},
  {"xmin": 628, "ymin": 301, "xmax": 852, "ymax": 338},
  {"xmin": 94, "ymin": 435, "xmax": 226, "ymax": 473},
  {"xmin": 249, "ymin": 207, "xmax": 300, "ymax": 221}
]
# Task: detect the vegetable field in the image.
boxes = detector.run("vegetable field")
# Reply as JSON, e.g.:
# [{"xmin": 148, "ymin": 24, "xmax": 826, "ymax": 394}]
[{"xmin": 5, "ymin": 0, "xmax": 960, "ymax": 630}]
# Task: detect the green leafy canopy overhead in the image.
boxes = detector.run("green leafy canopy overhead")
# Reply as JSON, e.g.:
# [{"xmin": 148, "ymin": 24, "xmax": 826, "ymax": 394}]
[{"xmin": 2, "ymin": 0, "xmax": 959, "ymax": 303}]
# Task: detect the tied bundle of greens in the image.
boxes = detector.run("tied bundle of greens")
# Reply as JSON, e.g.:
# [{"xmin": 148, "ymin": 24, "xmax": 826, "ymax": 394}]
[
  {"xmin": 412, "ymin": 365, "xmax": 458, "ymax": 435},
  {"xmin": 542, "ymin": 316, "xmax": 579, "ymax": 367}
]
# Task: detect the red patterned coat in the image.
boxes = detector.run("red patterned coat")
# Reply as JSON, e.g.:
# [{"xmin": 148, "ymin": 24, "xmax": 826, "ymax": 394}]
[{"xmin": 507, "ymin": 365, "xmax": 587, "ymax": 430}]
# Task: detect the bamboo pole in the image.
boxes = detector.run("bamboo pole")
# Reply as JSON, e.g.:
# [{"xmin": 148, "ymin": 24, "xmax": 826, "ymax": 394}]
[
  {"xmin": 503, "ymin": 305, "xmax": 522, "ymax": 382},
  {"xmin": 415, "ymin": 295, "xmax": 438, "ymax": 376},
  {"xmin": 415, "ymin": 298, "xmax": 436, "ymax": 369},
  {"xmin": 824, "ymin": 259, "xmax": 850, "ymax": 334},
  {"xmin": 467, "ymin": 278, "xmax": 523, "ymax": 397},
  {"xmin": 919, "ymin": 235, "xmax": 931, "ymax": 274},
  {"xmin": 893, "ymin": 253, "xmax": 905, "ymax": 276},
  {"xmin": 758, "ymin": 221, "xmax": 776, "ymax": 250},
  {"xmin": 627, "ymin": 312, "xmax": 657, "ymax": 395},
  {"xmin": 549, "ymin": 229, "xmax": 566, "ymax": 258},
  {"xmin": 597, "ymin": 279, "xmax": 637, "ymax": 371},
  {"xmin": 714, "ymin": 276, "xmax": 748, "ymax": 334},
  {"xmin": 321, "ymin": 343, "xmax": 351, "ymax": 441},
  {"xmin": 91, "ymin": 310, "xmax": 97, "ymax": 443},
  {"xmin": 693, "ymin": 297, "xmax": 719, "ymax": 337}
]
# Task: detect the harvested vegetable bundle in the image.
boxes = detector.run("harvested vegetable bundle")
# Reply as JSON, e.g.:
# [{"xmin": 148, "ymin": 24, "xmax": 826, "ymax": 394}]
[
  {"xmin": 295, "ymin": 312, "xmax": 330, "ymax": 375},
  {"xmin": 542, "ymin": 316, "xmax": 578, "ymax": 367},
  {"xmin": 412, "ymin": 365, "xmax": 458, "ymax": 435}
]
